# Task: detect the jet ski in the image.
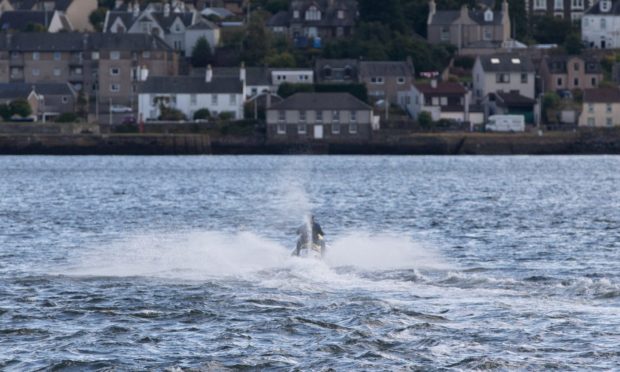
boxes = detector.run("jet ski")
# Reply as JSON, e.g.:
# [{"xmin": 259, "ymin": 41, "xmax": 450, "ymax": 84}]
[{"xmin": 292, "ymin": 234, "xmax": 326, "ymax": 259}]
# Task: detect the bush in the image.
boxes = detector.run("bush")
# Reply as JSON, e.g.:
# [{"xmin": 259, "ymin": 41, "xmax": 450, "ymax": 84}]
[
  {"xmin": 453, "ymin": 56, "xmax": 475, "ymax": 70},
  {"xmin": 417, "ymin": 111, "xmax": 432, "ymax": 128},
  {"xmin": 9, "ymin": 99, "xmax": 32, "ymax": 118},
  {"xmin": 193, "ymin": 108, "xmax": 211, "ymax": 120},
  {"xmin": 218, "ymin": 111, "xmax": 235, "ymax": 121},
  {"xmin": 55, "ymin": 113, "xmax": 79, "ymax": 123},
  {"xmin": 0, "ymin": 104, "xmax": 11, "ymax": 121},
  {"xmin": 159, "ymin": 106, "xmax": 185, "ymax": 121}
]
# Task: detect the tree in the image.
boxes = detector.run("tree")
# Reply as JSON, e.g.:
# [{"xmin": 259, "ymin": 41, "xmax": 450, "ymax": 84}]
[
  {"xmin": 277, "ymin": 83, "xmax": 314, "ymax": 98},
  {"xmin": 24, "ymin": 22, "xmax": 46, "ymax": 32},
  {"xmin": 89, "ymin": 7, "xmax": 108, "ymax": 32},
  {"xmin": 265, "ymin": 52, "xmax": 296, "ymax": 67},
  {"xmin": 418, "ymin": 111, "xmax": 433, "ymax": 128},
  {"xmin": 564, "ymin": 33, "xmax": 583, "ymax": 55},
  {"xmin": 9, "ymin": 99, "xmax": 32, "ymax": 118},
  {"xmin": 191, "ymin": 36, "xmax": 213, "ymax": 68},
  {"xmin": 193, "ymin": 108, "xmax": 211, "ymax": 120},
  {"xmin": 241, "ymin": 14, "xmax": 271, "ymax": 65},
  {"xmin": 532, "ymin": 16, "xmax": 574, "ymax": 45},
  {"xmin": 55, "ymin": 113, "xmax": 79, "ymax": 123},
  {"xmin": 0, "ymin": 104, "xmax": 11, "ymax": 121},
  {"xmin": 158, "ymin": 105, "xmax": 185, "ymax": 121}
]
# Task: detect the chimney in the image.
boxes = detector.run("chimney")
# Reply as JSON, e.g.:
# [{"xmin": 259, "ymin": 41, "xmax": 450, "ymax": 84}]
[
  {"xmin": 460, "ymin": 4, "xmax": 468, "ymax": 19},
  {"xmin": 164, "ymin": 1, "xmax": 171, "ymax": 17},
  {"xmin": 502, "ymin": 0, "xmax": 509, "ymax": 15},
  {"xmin": 428, "ymin": 0, "xmax": 436, "ymax": 23},
  {"xmin": 115, "ymin": 0, "xmax": 123, "ymax": 10},
  {"xmin": 240, "ymin": 61, "xmax": 246, "ymax": 82},
  {"xmin": 430, "ymin": 79, "xmax": 438, "ymax": 89},
  {"xmin": 140, "ymin": 65, "xmax": 149, "ymax": 81},
  {"xmin": 206, "ymin": 64, "xmax": 213, "ymax": 82},
  {"xmin": 133, "ymin": 0, "xmax": 140, "ymax": 18}
]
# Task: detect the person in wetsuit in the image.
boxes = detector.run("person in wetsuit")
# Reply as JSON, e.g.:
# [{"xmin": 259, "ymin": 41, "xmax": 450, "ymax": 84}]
[{"xmin": 293, "ymin": 215, "xmax": 325, "ymax": 256}]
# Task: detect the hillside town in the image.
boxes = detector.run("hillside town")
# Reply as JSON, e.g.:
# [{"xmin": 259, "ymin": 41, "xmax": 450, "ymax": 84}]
[{"xmin": 1, "ymin": 0, "xmax": 620, "ymax": 153}]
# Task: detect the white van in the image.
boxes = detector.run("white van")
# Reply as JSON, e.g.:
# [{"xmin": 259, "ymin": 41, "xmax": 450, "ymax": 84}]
[{"xmin": 485, "ymin": 115, "xmax": 525, "ymax": 132}]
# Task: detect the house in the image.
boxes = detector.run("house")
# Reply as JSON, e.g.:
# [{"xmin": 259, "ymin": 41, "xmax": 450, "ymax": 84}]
[
  {"xmin": 315, "ymin": 59, "xmax": 359, "ymax": 83},
  {"xmin": 267, "ymin": 0, "xmax": 358, "ymax": 45},
  {"xmin": 427, "ymin": 0, "xmax": 511, "ymax": 52},
  {"xmin": 539, "ymin": 55, "xmax": 603, "ymax": 92},
  {"xmin": 212, "ymin": 66, "xmax": 271, "ymax": 97},
  {"xmin": 398, "ymin": 80, "xmax": 484, "ymax": 124},
  {"xmin": 266, "ymin": 92, "xmax": 375, "ymax": 142},
  {"xmin": 0, "ymin": 82, "xmax": 76, "ymax": 121},
  {"xmin": 138, "ymin": 65, "xmax": 244, "ymax": 121},
  {"xmin": 526, "ymin": 0, "xmax": 594, "ymax": 21},
  {"xmin": 103, "ymin": 0, "xmax": 219, "ymax": 54},
  {"xmin": 578, "ymin": 87, "xmax": 620, "ymax": 127},
  {"xmin": 485, "ymin": 91, "xmax": 537, "ymax": 123},
  {"xmin": 270, "ymin": 68, "xmax": 314, "ymax": 89},
  {"xmin": 0, "ymin": 32, "xmax": 178, "ymax": 107},
  {"xmin": 472, "ymin": 54, "xmax": 536, "ymax": 103},
  {"xmin": 0, "ymin": 10, "xmax": 70, "ymax": 32},
  {"xmin": 582, "ymin": 0, "xmax": 620, "ymax": 49},
  {"xmin": 6, "ymin": 0, "xmax": 97, "ymax": 31},
  {"xmin": 358, "ymin": 60, "xmax": 415, "ymax": 103}
]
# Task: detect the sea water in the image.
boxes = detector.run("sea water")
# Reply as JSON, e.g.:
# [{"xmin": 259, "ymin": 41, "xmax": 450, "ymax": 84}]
[{"xmin": 0, "ymin": 156, "xmax": 618, "ymax": 370}]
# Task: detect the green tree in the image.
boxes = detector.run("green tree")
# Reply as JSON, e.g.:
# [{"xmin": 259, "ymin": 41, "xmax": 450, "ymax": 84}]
[
  {"xmin": 89, "ymin": 7, "xmax": 108, "ymax": 32},
  {"xmin": 24, "ymin": 22, "xmax": 46, "ymax": 32},
  {"xmin": 193, "ymin": 108, "xmax": 211, "ymax": 120},
  {"xmin": 358, "ymin": 0, "xmax": 406, "ymax": 32},
  {"xmin": 564, "ymin": 33, "xmax": 583, "ymax": 55},
  {"xmin": 418, "ymin": 111, "xmax": 433, "ymax": 128},
  {"xmin": 532, "ymin": 16, "xmax": 574, "ymax": 44},
  {"xmin": 9, "ymin": 99, "xmax": 32, "ymax": 118},
  {"xmin": 55, "ymin": 113, "xmax": 79, "ymax": 123},
  {"xmin": 265, "ymin": 52, "xmax": 296, "ymax": 67},
  {"xmin": 241, "ymin": 14, "xmax": 271, "ymax": 65},
  {"xmin": 158, "ymin": 105, "xmax": 185, "ymax": 121},
  {"xmin": 0, "ymin": 104, "xmax": 11, "ymax": 121},
  {"xmin": 191, "ymin": 36, "xmax": 213, "ymax": 68}
]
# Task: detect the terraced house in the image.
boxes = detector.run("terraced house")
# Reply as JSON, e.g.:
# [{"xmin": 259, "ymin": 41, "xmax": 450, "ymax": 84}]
[{"xmin": 0, "ymin": 33, "xmax": 177, "ymax": 107}]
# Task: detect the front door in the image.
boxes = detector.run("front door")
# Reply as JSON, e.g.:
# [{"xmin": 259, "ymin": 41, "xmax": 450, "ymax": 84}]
[{"xmin": 314, "ymin": 125, "xmax": 323, "ymax": 139}]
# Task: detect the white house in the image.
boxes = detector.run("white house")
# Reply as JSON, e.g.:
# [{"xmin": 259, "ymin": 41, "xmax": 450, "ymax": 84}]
[
  {"xmin": 472, "ymin": 54, "xmax": 536, "ymax": 103},
  {"xmin": 270, "ymin": 69, "xmax": 314, "ymax": 89},
  {"xmin": 138, "ymin": 65, "xmax": 245, "ymax": 121},
  {"xmin": 398, "ymin": 80, "xmax": 484, "ymax": 124},
  {"xmin": 582, "ymin": 0, "xmax": 620, "ymax": 49}
]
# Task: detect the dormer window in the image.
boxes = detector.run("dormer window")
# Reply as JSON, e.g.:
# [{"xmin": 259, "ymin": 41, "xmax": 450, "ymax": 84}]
[
  {"xmin": 600, "ymin": 0, "xmax": 611, "ymax": 12},
  {"xmin": 601, "ymin": 18, "xmax": 607, "ymax": 29},
  {"xmin": 305, "ymin": 6, "xmax": 321, "ymax": 21},
  {"xmin": 337, "ymin": 10, "xmax": 344, "ymax": 19},
  {"xmin": 484, "ymin": 9, "xmax": 493, "ymax": 22}
]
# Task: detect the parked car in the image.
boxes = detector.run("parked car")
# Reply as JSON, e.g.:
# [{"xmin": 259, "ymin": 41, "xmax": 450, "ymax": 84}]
[{"xmin": 110, "ymin": 105, "xmax": 132, "ymax": 113}]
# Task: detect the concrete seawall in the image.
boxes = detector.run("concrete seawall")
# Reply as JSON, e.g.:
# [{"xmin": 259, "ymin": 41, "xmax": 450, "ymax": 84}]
[{"xmin": 0, "ymin": 131, "xmax": 619, "ymax": 155}]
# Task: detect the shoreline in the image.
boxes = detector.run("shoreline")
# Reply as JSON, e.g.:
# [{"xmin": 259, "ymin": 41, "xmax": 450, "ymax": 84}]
[{"xmin": 0, "ymin": 130, "xmax": 619, "ymax": 155}]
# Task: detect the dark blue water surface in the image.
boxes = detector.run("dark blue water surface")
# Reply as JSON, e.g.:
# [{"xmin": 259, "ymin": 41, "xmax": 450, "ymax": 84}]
[{"xmin": 0, "ymin": 156, "xmax": 619, "ymax": 370}]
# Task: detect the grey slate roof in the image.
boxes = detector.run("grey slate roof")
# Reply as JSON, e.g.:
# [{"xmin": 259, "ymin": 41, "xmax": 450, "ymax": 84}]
[
  {"xmin": 270, "ymin": 93, "xmax": 371, "ymax": 110},
  {"xmin": 544, "ymin": 55, "xmax": 603, "ymax": 74},
  {"xmin": 495, "ymin": 91, "xmax": 536, "ymax": 107},
  {"xmin": 585, "ymin": 0, "xmax": 620, "ymax": 15},
  {"xmin": 414, "ymin": 82, "xmax": 466, "ymax": 95},
  {"xmin": 0, "ymin": 32, "xmax": 172, "ymax": 51},
  {"xmin": 268, "ymin": 0, "xmax": 358, "ymax": 28},
  {"xmin": 140, "ymin": 76, "xmax": 243, "ymax": 94},
  {"xmin": 105, "ymin": 11, "xmax": 195, "ymax": 33},
  {"xmin": 478, "ymin": 54, "xmax": 535, "ymax": 72},
  {"xmin": 211, "ymin": 67, "xmax": 271, "ymax": 86},
  {"xmin": 0, "ymin": 10, "xmax": 52, "ymax": 30},
  {"xmin": 430, "ymin": 8, "xmax": 504, "ymax": 25},
  {"xmin": 0, "ymin": 82, "xmax": 74, "ymax": 100},
  {"xmin": 359, "ymin": 61, "xmax": 414, "ymax": 77},
  {"xmin": 188, "ymin": 19, "xmax": 218, "ymax": 30},
  {"xmin": 583, "ymin": 87, "xmax": 620, "ymax": 102},
  {"xmin": 267, "ymin": 11, "xmax": 290, "ymax": 27}
]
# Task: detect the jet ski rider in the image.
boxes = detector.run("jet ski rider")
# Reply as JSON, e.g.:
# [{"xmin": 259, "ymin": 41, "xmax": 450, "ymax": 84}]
[{"xmin": 294, "ymin": 215, "xmax": 325, "ymax": 256}]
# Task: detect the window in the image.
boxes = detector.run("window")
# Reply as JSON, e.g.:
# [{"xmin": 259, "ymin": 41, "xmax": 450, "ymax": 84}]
[
  {"xmin": 574, "ymin": 62, "xmax": 580, "ymax": 71},
  {"xmin": 601, "ymin": 18, "xmax": 606, "ymax": 30},
  {"xmin": 143, "ymin": 51, "xmax": 150, "ymax": 58},
  {"xmin": 496, "ymin": 73, "xmax": 510, "ymax": 83},
  {"xmin": 32, "ymin": 68, "xmax": 40, "ymax": 76},
  {"xmin": 110, "ymin": 83, "xmax": 120, "ymax": 92},
  {"xmin": 53, "ymin": 52, "xmax": 61, "ymax": 61},
  {"xmin": 572, "ymin": 0, "xmax": 583, "ymax": 8},
  {"xmin": 277, "ymin": 123, "xmax": 286, "ymax": 134},
  {"xmin": 32, "ymin": 52, "xmax": 39, "ymax": 60},
  {"xmin": 440, "ymin": 27, "xmax": 449, "ymax": 41},
  {"xmin": 349, "ymin": 122, "xmax": 358, "ymax": 134},
  {"xmin": 305, "ymin": 6, "xmax": 321, "ymax": 21},
  {"xmin": 483, "ymin": 27, "xmax": 492, "ymax": 40},
  {"xmin": 74, "ymin": 67, "xmax": 83, "ymax": 75},
  {"xmin": 92, "ymin": 51, "xmax": 100, "ymax": 60},
  {"xmin": 190, "ymin": 94, "xmax": 197, "ymax": 105},
  {"xmin": 350, "ymin": 111, "xmax": 357, "ymax": 122},
  {"xmin": 371, "ymin": 77, "xmax": 384, "ymax": 84},
  {"xmin": 521, "ymin": 73, "xmax": 528, "ymax": 84},
  {"xmin": 557, "ymin": 77, "xmax": 563, "ymax": 86},
  {"xmin": 397, "ymin": 77, "xmax": 406, "ymax": 84},
  {"xmin": 432, "ymin": 97, "xmax": 439, "ymax": 105},
  {"xmin": 574, "ymin": 78, "xmax": 579, "ymax": 86},
  {"xmin": 606, "ymin": 117, "xmax": 613, "ymax": 126},
  {"xmin": 332, "ymin": 122, "xmax": 340, "ymax": 134},
  {"xmin": 110, "ymin": 67, "xmax": 120, "ymax": 76},
  {"xmin": 588, "ymin": 104, "xmax": 594, "ymax": 113},
  {"xmin": 555, "ymin": 0, "xmax": 563, "ymax": 9},
  {"xmin": 484, "ymin": 9, "xmax": 493, "ymax": 21},
  {"xmin": 297, "ymin": 124, "xmax": 306, "ymax": 134},
  {"xmin": 293, "ymin": 10, "xmax": 299, "ymax": 18},
  {"xmin": 212, "ymin": 95, "xmax": 218, "ymax": 105},
  {"xmin": 332, "ymin": 111, "xmax": 339, "ymax": 122},
  {"xmin": 53, "ymin": 68, "xmax": 61, "ymax": 76},
  {"xmin": 587, "ymin": 117, "xmax": 595, "ymax": 126},
  {"xmin": 299, "ymin": 111, "xmax": 306, "ymax": 122},
  {"xmin": 607, "ymin": 103, "xmax": 612, "ymax": 113},
  {"xmin": 62, "ymin": 96, "xmax": 69, "ymax": 103},
  {"xmin": 230, "ymin": 94, "xmax": 236, "ymax": 105},
  {"xmin": 278, "ymin": 111, "xmax": 285, "ymax": 122},
  {"xmin": 534, "ymin": 0, "xmax": 547, "ymax": 9},
  {"xmin": 316, "ymin": 111, "xmax": 323, "ymax": 122},
  {"xmin": 110, "ymin": 51, "xmax": 120, "ymax": 60},
  {"xmin": 440, "ymin": 97, "xmax": 448, "ymax": 106},
  {"xmin": 337, "ymin": 10, "xmax": 344, "ymax": 19},
  {"xmin": 592, "ymin": 77, "xmax": 597, "ymax": 86}
]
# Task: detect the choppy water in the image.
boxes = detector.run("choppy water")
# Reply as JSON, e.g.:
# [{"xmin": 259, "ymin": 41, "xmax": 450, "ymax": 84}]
[{"xmin": 0, "ymin": 156, "xmax": 619, "ymax": 370}]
